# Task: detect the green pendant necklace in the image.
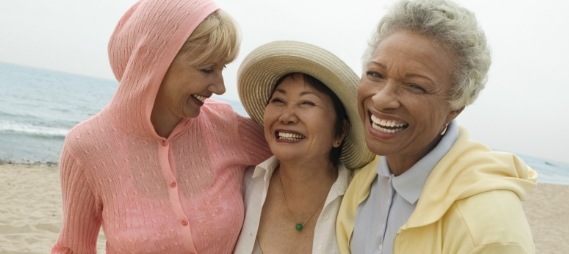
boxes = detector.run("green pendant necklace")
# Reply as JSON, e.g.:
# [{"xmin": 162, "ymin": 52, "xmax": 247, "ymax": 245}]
[{"xmin": 278, "ymin": 172, "xmax": 328, "ymax": 232}]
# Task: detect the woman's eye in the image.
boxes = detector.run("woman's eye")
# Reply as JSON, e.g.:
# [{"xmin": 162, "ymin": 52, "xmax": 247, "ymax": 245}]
[
  {"xmin": 366, "ymin": 71, "xmax": 383, "ymax": 80},
  {"xmin": 269, "ymin": 98, "xmax": 285, "ymax": 105},
  {"xmin": 405, "ymin": 83, "xmax": 427, "ymax": 93},
  {"xmin": 300, "ymin": 100, "xmax": 316, "ymax": 106},
  {"xmin": 201, "ymin": 67, "xmax": 214, "ymax": 74}
]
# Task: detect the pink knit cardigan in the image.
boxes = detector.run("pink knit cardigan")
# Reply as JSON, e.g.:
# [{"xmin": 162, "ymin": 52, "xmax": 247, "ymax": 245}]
[{"xmin": 51, "ymin": 0, "xmax": 270, "ymax": 253}]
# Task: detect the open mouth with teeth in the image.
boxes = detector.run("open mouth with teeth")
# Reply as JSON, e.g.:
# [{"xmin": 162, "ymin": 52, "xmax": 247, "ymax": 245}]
[
  {"xmin": 370, "ymin": 114, "xmax": 408, "ymax": 134},
  {"xmin": 192, "ymin": 94, "xmax": 206, "ymax": 103},
  {"xmin": 276, "ymin": 131, "xmax": 305, "ymax": 141}
]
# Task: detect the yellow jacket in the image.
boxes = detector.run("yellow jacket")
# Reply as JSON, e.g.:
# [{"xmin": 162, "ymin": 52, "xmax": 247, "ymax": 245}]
[{"xmin": 337, "ymin": 128, "xmax": 537, "ymax": 254}]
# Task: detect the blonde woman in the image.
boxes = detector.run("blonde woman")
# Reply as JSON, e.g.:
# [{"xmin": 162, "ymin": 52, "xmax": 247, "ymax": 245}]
[{"xmin": 52, "ymin": 0, "xmax": 270, "ymax": 253}]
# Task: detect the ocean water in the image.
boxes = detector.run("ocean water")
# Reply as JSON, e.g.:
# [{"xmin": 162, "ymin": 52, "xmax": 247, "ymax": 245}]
[
  {"xmin": 0, "ymin": 62, "xmax": 246, "ymax": 164},
  {"xmin": 1, "ymin": 62, "xmax": 568, "ymax": 185},
  {"xmin": 0, "ymin": 62, "xmax": 117, "ymax": 163}
]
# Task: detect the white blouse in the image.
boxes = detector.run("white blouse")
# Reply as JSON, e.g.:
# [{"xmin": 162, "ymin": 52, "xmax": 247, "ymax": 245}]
[{"xmin": 234, "ymin": 156, "xmax": 350, "ymax": 254}]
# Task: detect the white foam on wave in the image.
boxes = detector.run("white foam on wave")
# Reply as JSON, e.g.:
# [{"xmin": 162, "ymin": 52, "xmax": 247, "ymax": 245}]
[{"xmin": 0, "ymin": 121, "xmax": 68, "ymax": 138}]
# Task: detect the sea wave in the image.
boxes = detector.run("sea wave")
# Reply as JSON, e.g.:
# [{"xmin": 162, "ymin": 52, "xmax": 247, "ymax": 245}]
[
  {"xmin": 519, "ymin": 154, "xmax": 569, "ymax": 185},
  {"xmin": 0, "ymin": 121, "xmax": 67, "ymax": 138}
]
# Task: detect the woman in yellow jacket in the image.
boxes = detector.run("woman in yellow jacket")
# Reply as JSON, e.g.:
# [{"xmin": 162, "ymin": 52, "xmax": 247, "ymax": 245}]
[{"xmin": 336, "ymin": 0, "xmax": 537, "ymax": 253}]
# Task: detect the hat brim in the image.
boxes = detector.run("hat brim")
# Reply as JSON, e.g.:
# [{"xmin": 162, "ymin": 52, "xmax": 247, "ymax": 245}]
[{"xmin": 237, "ymin": 40, "xmax": 374, "ymax": 169}]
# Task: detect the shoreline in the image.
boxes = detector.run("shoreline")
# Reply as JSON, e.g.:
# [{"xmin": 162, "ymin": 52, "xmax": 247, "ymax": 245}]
[
  {"xmin": 1, "ymin": 163, "xmax": 568, "ymax": 253},
  {"xmin": 0, "ymin": 160, "xmax": 59, "ymax": 166}
]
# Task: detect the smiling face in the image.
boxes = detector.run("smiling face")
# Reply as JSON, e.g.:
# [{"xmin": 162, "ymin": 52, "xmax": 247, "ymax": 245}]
[
  {"xmin": 263, "ymin": 74, "xmax": 342, "ymax": 166},
  {"xmin": 151, "ymin": 49, "xmax": 227, "ymax": 136},
  {"xmin": 357, "ymin": 30, "xmax": 462, "ymax": 174}
]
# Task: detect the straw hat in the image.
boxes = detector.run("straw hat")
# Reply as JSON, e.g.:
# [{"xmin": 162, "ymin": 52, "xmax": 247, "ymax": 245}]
[{"xmin": 238, "ymin": 40, "xmax": 374, "ymax": 169}]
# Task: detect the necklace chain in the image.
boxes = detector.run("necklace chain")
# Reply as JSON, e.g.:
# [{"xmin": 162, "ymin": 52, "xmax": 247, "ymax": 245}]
[{"xmin": 277, "ymin": 170, "xmax": 332, "ymax": 232}]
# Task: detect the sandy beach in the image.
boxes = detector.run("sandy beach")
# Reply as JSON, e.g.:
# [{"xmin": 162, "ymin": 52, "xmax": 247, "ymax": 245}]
[
  {"xmin": 1, "ymin": 163, "xmax": 567, "ymax": 253},
  {"xmin": 0, "ymin": 163, "xmax": 106, "ymax": 253}
]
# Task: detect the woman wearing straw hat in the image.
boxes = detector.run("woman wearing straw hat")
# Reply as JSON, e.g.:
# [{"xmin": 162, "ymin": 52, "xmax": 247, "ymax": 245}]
[
  {"xmin": 336, "ymin": 0, "xmax": 537, "ymax": 253},
  {"xmin": 52, "ymin": 0, "xmax": 271, "ymax": 253},
  {"xmin": 234, "ymin": 40, "xmax": 374, "ymax": 253}
]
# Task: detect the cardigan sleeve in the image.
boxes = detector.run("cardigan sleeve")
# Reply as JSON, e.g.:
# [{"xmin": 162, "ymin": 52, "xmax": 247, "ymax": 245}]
[
  {"xmin": 51, "ymin": 146, "xmax": 102, "ymax": 254},
  {"xmin": 237, "ymin": 115, "xmax": 271, "ymax": 165},
  {"xmin": 470, "ymin": 243, "xmax": 532, "ymax": 254}
]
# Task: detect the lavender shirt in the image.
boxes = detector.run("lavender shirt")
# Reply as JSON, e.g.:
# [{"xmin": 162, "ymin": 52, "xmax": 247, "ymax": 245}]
[{"xmin": 350, "ymin": 121, "xmax": 458, "ymax": 253}]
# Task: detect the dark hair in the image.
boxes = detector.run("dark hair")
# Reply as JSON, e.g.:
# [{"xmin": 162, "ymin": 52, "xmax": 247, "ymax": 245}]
[{"xmin": 269, "ymin": 73, "xmax": 348, "ymax": 166}]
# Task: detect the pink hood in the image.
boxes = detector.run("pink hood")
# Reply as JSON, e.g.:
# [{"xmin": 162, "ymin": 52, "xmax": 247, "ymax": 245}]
[{"xmin": 106, "ymin": 0, "xmax": 218, "ymax": 139}]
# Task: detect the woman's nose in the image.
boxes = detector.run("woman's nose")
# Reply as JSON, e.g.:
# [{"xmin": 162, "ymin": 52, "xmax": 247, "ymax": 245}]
[
  {"xmin": 210, "ymin": 74, "xmax": 226, "ymax": 95},
  {"xmin": 373, "ymin": 82, "xmax": 400, "ymax": 109},
  {"xmin": 278, "ymin": 106, "xmax": 298, "ymax": 124}
]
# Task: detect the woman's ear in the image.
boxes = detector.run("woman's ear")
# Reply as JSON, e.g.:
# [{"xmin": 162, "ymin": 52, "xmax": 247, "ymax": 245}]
[
  {"xmin": 446, "ymin": 107, "xmax": 464, "ymax": 123},
  {"xmin": 334, "ymin": 119, "xmax": 350, "ymax": 148}
]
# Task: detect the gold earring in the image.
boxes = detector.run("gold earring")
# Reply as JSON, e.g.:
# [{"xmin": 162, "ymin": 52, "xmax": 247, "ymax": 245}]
[{"xmin": 441, "ymin": 123, "xmax": 449, "ymax": 135}]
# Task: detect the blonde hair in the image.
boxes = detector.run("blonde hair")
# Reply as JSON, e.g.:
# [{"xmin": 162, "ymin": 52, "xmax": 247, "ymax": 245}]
[{"xmin": 177, "ymin": 9, "xmax": 240, "ymax": 66}]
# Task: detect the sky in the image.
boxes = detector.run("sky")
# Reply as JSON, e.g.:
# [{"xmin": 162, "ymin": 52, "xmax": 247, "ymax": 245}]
[{"xmin": 1, "ymin": 0, "xmax": 568, "ymax": 164}]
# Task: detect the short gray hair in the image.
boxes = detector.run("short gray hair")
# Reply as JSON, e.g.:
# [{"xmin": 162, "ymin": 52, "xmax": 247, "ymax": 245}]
[{"xmin": 364, "ymin": 0, "xmax": 491, "ymax": 110}]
